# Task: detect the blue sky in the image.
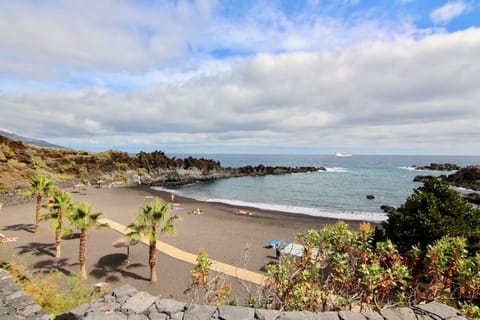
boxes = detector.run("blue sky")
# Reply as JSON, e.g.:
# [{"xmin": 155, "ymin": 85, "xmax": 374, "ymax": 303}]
[{"xmin": 1, "ymin": 0, "xmax": 479, "ymax": 154}]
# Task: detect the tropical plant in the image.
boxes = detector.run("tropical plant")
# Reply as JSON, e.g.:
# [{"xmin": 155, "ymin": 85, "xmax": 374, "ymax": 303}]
[
  {"xmin": 67, "ymin": 202, "xmax": 105, "ymax": 279},
  {"xmin": 127, "ymin": 198, "xmax": 180, "ymax": 283},
  {"xmin": 409, "ymin": 236, "xmax": 480, "ymax": 304},
  {"xmin": 263, "ymin": 222, "xmax": 410, "ymax": 312},
  {"xmin": 382, "ymin": 177, "xmax": 480, "ymax": 254},
  {"xmin": 40, "ymin": 191, "xmax": 74, "ymax": 258},
  {"xmin": 22, "ymin": 175, "xmax": 55, "ymax": 234},
  {"xmin": 186, "ymin": 249, "xmax": 235, "ymax": 306},
  {"xmin": 3, "ymin": 260, "xmax": 105, "ymax": 315}
]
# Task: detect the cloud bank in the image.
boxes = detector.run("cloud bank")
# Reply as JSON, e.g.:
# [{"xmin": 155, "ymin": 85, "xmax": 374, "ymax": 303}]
[{"xmin": 0, "ymin": 1, "xmax": 479, "ymax": 154}]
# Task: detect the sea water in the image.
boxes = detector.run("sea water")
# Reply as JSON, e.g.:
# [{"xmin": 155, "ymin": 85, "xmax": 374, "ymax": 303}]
[{"xmin": 154, "ymin": 155, "xmax": 480, "ymax": 222}]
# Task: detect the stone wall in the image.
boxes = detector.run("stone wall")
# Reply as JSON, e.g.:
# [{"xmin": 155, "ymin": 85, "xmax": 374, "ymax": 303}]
[
  {"xmin": 0, "ymin": 269, "xmax": 469, "ymax": 320},
  {"xmin": 0, "ymin": 270, "xmax": 50, "ymax": 319}
]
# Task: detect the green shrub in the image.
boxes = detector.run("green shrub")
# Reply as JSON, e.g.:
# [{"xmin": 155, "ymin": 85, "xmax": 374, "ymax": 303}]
[
  {"xmin": 383, "ymin": 177, "xmax": 480, "ymax": 254},
  {"xmin": 78, "ymin": 166, "xmax": 88, "ymax": 179},
  {"xmin": 31, "ymin": 157, "xmax": 48, "ymax": 170},
  {"xmin": 263, "ymin": 222, "xmax": 410, "ymax": 312},
  {"xmin": 186, "ymin": 249, "xmax": 235, "ymax": 306},
  {"xmin": 115, "ymin": 162, "xmax": 128, "ymax": 171},
  {"xmin": 2, "ymin": 261, "xmax": 105, "ymax": 315},
  {"xmin": 114, "ymin": 173, "xmax": 128, "ymax": 182}
]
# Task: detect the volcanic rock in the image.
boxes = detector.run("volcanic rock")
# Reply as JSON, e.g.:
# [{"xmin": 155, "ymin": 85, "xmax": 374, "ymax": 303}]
[{"xmin": 412, "ymin": 163, "xmax": 461, "ymax": 171}]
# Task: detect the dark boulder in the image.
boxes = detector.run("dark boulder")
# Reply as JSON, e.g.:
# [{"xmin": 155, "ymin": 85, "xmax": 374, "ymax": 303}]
[
  {"xmin": 380, "ymin": 205, "xmax": 396, "ymax": 213},
  {"xmin": 462, "ymin": 193, "xmax": 480, "ymax": 205},
  {"xmin": 366, "ymin": 194, "xmax": 375, "ymax": 200},
  {"xmin": 446, "ymin": 165, "xmax": 480, "ymax": 191}
]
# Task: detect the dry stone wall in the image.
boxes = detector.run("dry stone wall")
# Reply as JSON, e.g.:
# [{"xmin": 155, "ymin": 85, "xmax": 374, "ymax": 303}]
[{"xmin": 0, "ymin": 270, "xmax": 470, "ymax": 320}]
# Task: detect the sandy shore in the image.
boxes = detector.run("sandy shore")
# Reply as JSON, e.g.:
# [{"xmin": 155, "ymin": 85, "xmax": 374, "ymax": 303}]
[{"xmin": 0, "ymin": 184, "xmax": 364, "ymax": 304}]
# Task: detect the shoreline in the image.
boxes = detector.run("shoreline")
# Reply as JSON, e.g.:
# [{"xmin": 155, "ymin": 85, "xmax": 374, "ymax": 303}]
[
  {"xmin": 145, "ymin": 184, "xmax": 385, "ymax": 224},
  {"xmin": 136, "ymin": 184, "xmax": 372, "ymax": 229},
  {"xmin": 0, "ymin": 183, "xmax": 371, "ymax": 303}
]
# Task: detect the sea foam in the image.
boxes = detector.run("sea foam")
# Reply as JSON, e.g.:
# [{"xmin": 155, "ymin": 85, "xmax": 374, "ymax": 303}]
[{"xmin": 151, "ymin": 186, "xmax": 386, "ymax": 223}]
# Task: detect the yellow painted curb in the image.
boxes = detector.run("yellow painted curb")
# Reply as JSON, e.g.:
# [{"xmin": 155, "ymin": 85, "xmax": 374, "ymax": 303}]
[{"xmin": 99, "ymin": 218, "xmax": 267, "ymax": 285}]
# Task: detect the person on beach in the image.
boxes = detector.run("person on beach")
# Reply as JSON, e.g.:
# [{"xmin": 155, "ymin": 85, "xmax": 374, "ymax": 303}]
[
  {"xmin": 236, "ymin": 209, "xmax": 255, "ymax": 216},
  {"xmin": 171, "ymin": 193, "xmax": 175, "ymax": 203},
  {"xmin": 193, "ymin": 207, "xmax": 203, "ymax": 215}
]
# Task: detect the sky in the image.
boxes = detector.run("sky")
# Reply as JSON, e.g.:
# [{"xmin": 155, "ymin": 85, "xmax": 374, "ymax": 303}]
[{"xmin": 1, "ymin": 0, "xmax": 479, "ymax": 155}]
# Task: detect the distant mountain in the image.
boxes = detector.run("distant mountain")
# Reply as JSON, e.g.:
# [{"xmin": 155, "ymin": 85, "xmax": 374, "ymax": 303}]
[{"xmin": 0, "ymin": 130, "xmax": 66, "ymax": 149}]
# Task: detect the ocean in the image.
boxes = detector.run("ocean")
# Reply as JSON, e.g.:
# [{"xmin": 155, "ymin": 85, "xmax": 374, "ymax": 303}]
[{"xmin": 154, "ymin": 155, "xmax": 480, "ymax": 223}]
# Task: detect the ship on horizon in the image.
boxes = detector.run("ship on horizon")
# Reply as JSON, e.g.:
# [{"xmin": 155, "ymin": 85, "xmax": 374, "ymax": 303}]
[{"xmin": 335, "ymin": 152, "xmax": 353, "ymax": 157}]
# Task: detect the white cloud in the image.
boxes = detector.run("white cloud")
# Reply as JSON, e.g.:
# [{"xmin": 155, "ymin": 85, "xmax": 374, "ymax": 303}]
[
  {"xmin": 0, "ymin": 0, "xmax": 215, "ymax": 73},
  {"xmin": 1, "ymin": 28, "xmax": 479, "ymax": 154},
  {"xmin": 0, "ymin": 0, "xmax": 429, "ymax": 84},
  {"xmin": 430, "ymin": 1, "xmax": 468, "ymax": 24}
]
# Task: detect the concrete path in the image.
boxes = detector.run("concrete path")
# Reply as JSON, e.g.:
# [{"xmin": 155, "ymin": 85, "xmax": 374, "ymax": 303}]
[{"xmin": 99, "ymin": 218, "xmax": 267, "ymax": 286}]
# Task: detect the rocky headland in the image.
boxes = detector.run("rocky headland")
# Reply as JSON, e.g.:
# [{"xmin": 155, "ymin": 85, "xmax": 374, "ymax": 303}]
[
  {"xmin": 0, "ymin": 134, "xmax": 323, "ymax": 204},
  {"xmin": 412, "ymin": 165, "xmax": 480, "ymax": 205}
]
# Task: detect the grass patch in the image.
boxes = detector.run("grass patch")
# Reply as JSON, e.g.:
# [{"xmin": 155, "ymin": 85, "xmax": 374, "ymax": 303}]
[{"xmin": 1, "ymin": 260, "xmax": 107, "ymax": 316}]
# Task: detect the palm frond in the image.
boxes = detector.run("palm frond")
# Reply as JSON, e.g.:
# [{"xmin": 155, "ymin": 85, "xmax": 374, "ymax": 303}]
[
  {"xmin": 40, "ymin": 213, "xmax": 57, "ymax": 221},
  {"xmin": 59, "ymin": 227, "xmax": 73, "ymax": 237}
]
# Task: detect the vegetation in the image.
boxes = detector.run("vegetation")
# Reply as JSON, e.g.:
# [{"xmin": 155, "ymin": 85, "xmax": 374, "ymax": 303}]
[
  {"xmin": 127, "ymin": 198, "xmax": 180, "ymax": 283},
  {"xmin": 2, "ymin": 134, "xmax": 480, "ymax": 315},
  {"xmin": 186, "ymin": 249, "xmax": 235, "ymax": 306},
  {"xmin": 1, "ymin": 261, "xmax": 105, "ymax": 316},
  {"xmin": 382, "ymin": 177, "xmax": 480, "ymax": 254},
  {"xmin": 259, "ymin": 222, "xmax": 480, "ymax": 313},
  {"xmin": 22, "ymin": 175, "xmax": 55, "ymax": 234},
  {"xmin": 40, "ymin": 191, "xmax": 74, "ymax": 258},
  {"xmin": 67, "ymin": 203, "xmax": 105, "ymax": 279}
]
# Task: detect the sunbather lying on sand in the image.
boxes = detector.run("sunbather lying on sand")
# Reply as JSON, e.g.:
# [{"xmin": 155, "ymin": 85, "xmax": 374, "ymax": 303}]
[
  {"xmin": 192, "ymin": 207, "xmax": 203, "ymax": 215},
  {"xmin": 236, "ymin": 209, "xmax": 255, "ymax": 216},
  {"xmin": 0, "ymin": 233, "xmax": 17, "ymax": 243}
]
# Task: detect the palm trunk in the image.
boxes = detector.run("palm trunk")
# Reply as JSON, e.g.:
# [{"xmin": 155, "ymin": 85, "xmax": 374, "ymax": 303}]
[
  {"xmin": 34, "ymin": 195, "xmax": 42, "ymax": 234},
  {"xmin": 55, "ymin": 213, "xmax": 63, "ymax": 258},
  {"xmin": 79, "ymin": 229, "xmax": 87, "ymax": 279},
  {"xmin": 149, "ymin": 228, "xmax": 157, "ymax": 283}
]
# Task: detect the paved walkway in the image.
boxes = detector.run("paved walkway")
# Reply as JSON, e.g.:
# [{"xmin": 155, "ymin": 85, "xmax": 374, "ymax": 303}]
[{"xmin": 99, "ymin": 218, "xmax": 267, "ymax": 286}]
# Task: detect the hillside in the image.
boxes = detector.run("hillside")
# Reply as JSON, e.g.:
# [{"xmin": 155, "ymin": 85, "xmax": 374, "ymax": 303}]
[
  {"xmin": 0, "ymin": 134, "xmax": 320, "ymax": 197},
  {"xmin": 0, "ymin": 130, "xmax": 65, "ymax": 149}
]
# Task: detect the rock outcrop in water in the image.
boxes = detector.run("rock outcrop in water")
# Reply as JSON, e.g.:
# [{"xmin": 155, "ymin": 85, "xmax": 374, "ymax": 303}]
[
  {"xmin": 412, "ymin": 163, "xmax": 461, "ymax": 171},
  {"xmin": 445, "ymin": 165, "xmax": 480, "ymax": 191},
  {"xmin": 412, "ymin": 165, "xmax": 480, "ymax": 205}
]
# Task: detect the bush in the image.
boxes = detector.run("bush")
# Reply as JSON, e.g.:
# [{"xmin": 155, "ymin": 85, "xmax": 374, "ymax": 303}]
[
  {"xmin": 263, "ymin": 222, "xmax": 410, "ymax": 312},
  {"xmin": 382, "ymin": 177, "xmax": 480, "ymax": 254},
  {"xmin": 2, "ymin": 261, "xmax": 105, "ymax": 315},
  {"xmin": 186, "ymin": 249, "xmax": 235, "ymax": 306},
  {"xmin": 261, "ymin": 222, "xmax": 480, "ymax": 313}
]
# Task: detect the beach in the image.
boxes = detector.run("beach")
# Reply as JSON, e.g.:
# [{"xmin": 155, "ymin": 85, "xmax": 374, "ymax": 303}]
[{"xmin": 0, "ymin": 184, "xmax": 363, "ymax": 304}]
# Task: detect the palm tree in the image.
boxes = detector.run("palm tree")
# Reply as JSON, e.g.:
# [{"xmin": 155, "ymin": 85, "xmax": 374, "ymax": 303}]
[
  {"xmin": 68, "ymin": 202, "xmax": 105, "ymax": 279},
  {"xmin": 23, "ymin": 176, "xmax": 55, "ymax": 234},
  {"xmin": 127, "ymin": 198, "xmax": 180, "ymax": 283},
  {"xmin": 41, "ymin": 191, "xmax": 73, "ymax": 258}
]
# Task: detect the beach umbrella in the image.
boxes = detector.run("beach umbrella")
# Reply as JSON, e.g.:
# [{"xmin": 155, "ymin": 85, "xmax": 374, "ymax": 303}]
[{"xmin": 112, "ymin": 236, "xmax": 139, "ymax": 263}]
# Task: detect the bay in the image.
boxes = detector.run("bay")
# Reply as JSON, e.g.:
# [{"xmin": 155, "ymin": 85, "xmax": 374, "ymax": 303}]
[{"xmin": 154, "ymin": 154, "xmax": 480, "ymax": 222}]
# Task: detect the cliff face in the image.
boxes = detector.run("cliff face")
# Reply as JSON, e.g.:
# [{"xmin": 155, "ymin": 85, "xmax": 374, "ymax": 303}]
[{"xmin": 0, "ymin": 135, "xmax": 322, "ymax": 195}]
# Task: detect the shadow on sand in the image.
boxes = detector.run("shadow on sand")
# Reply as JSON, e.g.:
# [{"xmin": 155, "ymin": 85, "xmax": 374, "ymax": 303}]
[
  {"xmin": 17, "ymin": 242, "xmax": 56, "ymax": 257},
  {"xmin": 90, "ymin": 253, "xmax": 149, "ymax": 282},
  {"xmin": 61, "ymin": 233, "xmax": 80, "ymax": 240},
  {"xmin": 259, "ymin": 261, "xmax": 278, "ymax": 273},
  {"xmin": 31, "ymin": 258, "xmax": 75, "ymax": 277},
  {"xmin": 2, "ymin": 224, "xmax": 35, "ymax": 234}
]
